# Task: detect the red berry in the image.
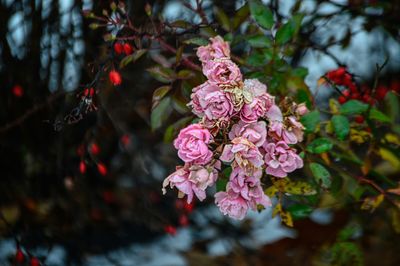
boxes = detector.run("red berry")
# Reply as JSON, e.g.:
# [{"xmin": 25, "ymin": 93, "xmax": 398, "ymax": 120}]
[
  {"xmin": 15, "ymin": 249, "xmax": 24, "ymax": 264},
  {"xmin": 343, "ymin": 73, "xmax": 353, "ymax": 87},
  {"xmin": 89, "ymin": 142, "xmax": 100, "ymax": 155},
  {"xmin": 183, "ymin": 202, "xmax": 194, "ymax": 213},
  {"xmin": 164, "ymin": 225, "xmax": 177, "ymax": 235},
  {"xmin": 12, "ymin": 85, "xmax": 24, "ymax": 97},
  {"xmin": 30, "ymin": 257, "xmax": 40, "ymax": 266},
  {"xmin": 336, "ymin": 67, "xmax": 346, "ymax": 77},
  {"xmin": 390, "ymin": 80, "xmax": 400, "ymax": 93},
  {"xmin": 79, "ymin": 161, "xmax": 86, "ymax": 174},
  {"xmin": 97, "ymin": 163, "xmax": 107, "ymax": 176},
  {"xmin": 361, "ymin": 94, "xmax": 371, "ymax": 103},
  {"xmin": 354, "ymin": 115, "xmax": 364, "ymax": 124},
  {"xmin": 174, "ymin": 199, "xmax": 184, "ymax": 210},
  {"xmin": 120, "ymin": 134, "xmax": 131, "ymax": 147},
  {"xmin": 338, "ymin": 96, "xmax": 347, "ymax": 104},
  {"xmin": 375, "ymin": 85, "xmax": 388, "ymax": 100},
  {"xmin": 342, "ymin": 89, "xmax": 350, "ymax": 97},
  {"xmin": 109, "ymin": 70, "xmax": 122, "ymax": 86},
  {"xmin": 348, "ymin": 83, "xmax": 358, "ymax": 93},
  {"xmin": 123, "ymin": 43, "xmax": 133, "ymax": 55},
  {"xmin": 350, "ymin": 92, "xmax": 360, "ymax": 100},
  {"xmin": 114, "ymin": 42, "xmax": 123, "ymax": 54},
  {"xmin": 179, "ymin": 215, "xmax": 189, "ymax": 227}
]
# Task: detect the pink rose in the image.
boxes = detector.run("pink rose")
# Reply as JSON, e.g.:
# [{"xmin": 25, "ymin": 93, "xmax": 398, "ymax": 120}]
[
  {"xmin": 243, "ymin": 79, "xmax": 267, "ymax": 96},
  {"xmin": 203, "ymin": 59, "xmax": 242, "ymax": 85},
  {"xmin": 215, "ymin": 190, "xmax": 249, "ymax": 220},
  {"xmin": 228, "ymin": 167, "xmax": 271, "ymax": 210},
  {"xmin": 229, "ymin": 120, "xmax": 267, "ymax": 147},
  {"xmin": 196, "ymin": 36, "xmax": 230, "ymax": 63},
  {"xmin": 240, "ymin": 97, "xmax": 267, "ymax": 123},
  {"xmin": 162, "ymin": 162, "xmax": 220, "ymax": 203},
  {"xmin": 174, "ymin": 124, "xmax": 213, "ymax": 165},
  {"xmin": 263, "ymin": 141, "xmax": 303, "ymax": 178},
  {"xmin": 268, "ymin": 116, "xmax": 305, "ymax": 144},
  {"xmin": 190, "ymin": 82, "xmax": 234, "ymax": 120},
  {"xmin": 240, "ymin": 84, "xmax": 274, "ymax": 123},
  {"xmin": 295, "ymin": 103, "xmax": 309, "ymax": 116},
  {"xmin": 265, "ymin": 104, "xmax": 283, "ymax": 121},
  {"xmin": 220, "ymin": 137, "xmax": 264, "ymax": 172}
]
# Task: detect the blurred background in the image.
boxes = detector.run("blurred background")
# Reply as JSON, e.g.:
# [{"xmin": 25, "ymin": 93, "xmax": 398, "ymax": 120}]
[{"xmin": 1, "ymin": 0, "xmax": 400, "ymax": 265}]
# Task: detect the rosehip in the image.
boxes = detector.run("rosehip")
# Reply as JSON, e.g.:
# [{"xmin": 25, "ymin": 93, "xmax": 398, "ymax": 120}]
[
  {"xmin": 114, "ymin": 42, "xmax": 123, "ymax": 54},
  {"xmin": 183, "ymin": 202, "xmax": 194, "ymax": 213},
  {"xmin": 354, "ymin": 115, "xmax": 364, "ymax": 124},
  {"xmin": 375, "ymin": 85, "xmax": 388, "ymax": 100},
  {"xmin": 179, "ymin": 214, "xmax": 189, "ymax": 227},
  {"xmin": 342, "ymin": 89, "xmax": 350, "ymax": 97},
  {"xmin": 97, "ymin": 163, "xmax": 107, "ymax": 176},
  {"xmin": 30, "ymin": 257, "xmax": 40, "ymax": 266},
  {"xmin": 109, "ymin": 70, "xmax": 122, "ymax": 86},
  {"xmin": 89, "ymin": 142, "xmax": 100, "ymax": 155},
  {"xmin": 79, "ymin": 161, "xmax": 86, "ymax": 174},
  {"xmin": 12, "ymin": 85, "xmax": 24, "ymax": 97},
  {"xmin": 338, "ymin": 96, "xmax": 347, "ymax": 104},
  {"xmin": 123, "ymin": 43, "xmax": 133, "ymax": 55},
  {"xmin": 164, "ymin": 225, "xmax": 177, "ymax": 235},
  {"xmin": 15, "ymin": 249, "xmax": 24, "ymax": 263}
]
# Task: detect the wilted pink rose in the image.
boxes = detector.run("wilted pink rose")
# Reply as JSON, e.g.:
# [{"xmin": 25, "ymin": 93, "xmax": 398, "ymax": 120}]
[
  {"xmin": 203, "ymin": 59, "xmax": 242, "ymax": 85},
  {"xmin": 228, "ymin": 167, "xmax": 271, "ymax": 210},
  {"xmin": 163, "ymin": 162, "xmax": 220, "ymax": 203},
  {"xmin": 189, "ymin": 82, "xmax": 208, "ymax": 117},
  {"xmin": 263, "ymin": 141, "xmax": 303, "ymax": 178},
  {"xmin": 197, "ymin": 36, "xmax": 230, "ymax": 63},
  {"xmin": 174, "ymin": 124, "xmax": 213, "ymax": 165},
  {"xmin": 240, "ymin": 98, "xmax": 267, "ymax": 123},
  {"xmin": 229, "ymin": 120, "xmax": 267, "ymax": 147},
  {"xmin": 268, "ymin": 116, "xmax": 305, "ymax": 144},
  {"xmin": 295, "ymin": 103, "xmax": 309, "ymax": 116},
  {"xmin": 265, "ymin": 104, "xmax": 283, "ymax": 121},
  {"xmin": 243, "ymin": 79, "xmax": 267, "ymax": 96},
  {"xmin": 190, "ymin": 82, "xmax": 234, "ymax": 120},
  {"xmin": 220, "ymin": 137, "xmax": 264, "ymax": 172},
  {"xmin": 240, "ymin": 87, "xmax": 274, "ymax": 123},
  {"xmin": 215, "ymin": 190, "xmax": 249, "ymax": 220},
  {"xmin": 188, "ymin": 161, "xmax": 221, "ymax": 191}
]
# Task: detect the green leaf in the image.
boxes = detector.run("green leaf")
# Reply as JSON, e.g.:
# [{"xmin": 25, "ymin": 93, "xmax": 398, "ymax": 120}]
[
  {"xmin": 310, "ymin": 163, "xmax": 332, "ymax": 188},
  {"xmin": 183, "ymin": 37, "xmax": 208, "ymax": 46},
  {"xmin": 119, "ymin": 49, "xmax": 147, "ymax": 68},
  {"xmin": 151, "ymin": 97, "xmax": 173, "ymax": 130},
  {"xmin": 246, "ymin": 49, "xmax": 272, "ymax": 67},
  {"xmin": 163, "ymin": 116, "xmax": 193, "ymax": 143},
  {"xmin": 147, "ymin": 66, "xmax": 175, "ymax": 83},
  {"xmin": 214, "ymin": 7, "xmax": 231, "ymax": 31},
  {"xmin": 384, "ymin": 91, "xmax": 400, "ymax": 122},
  {"xmin": 287, "ymin": 204, "xmax": 313, "ymax": 220},
  {"xmin": 331, "ymin": 115, "xmax": 350, "ymax": 140},
  {"xmin": 249, "ymin": 0, "xmax": 274, "ymax": 29},
  {"xmin": 292, "ymin": 67, "xmax": 308, "ymax": 79},
  {"xmin": 369, "ymin": 108, "xmax": 391, "ymax": 123},
  {"xmin": 232, "ymin": 4, "xmax": 250, "ymax": 30},
  {"xmin": 307, "ymin": 138, "xmax": 333, "ymax": 154},
  {"xmin": 176, "ymin": 70, "xmax": 194, "ymax": 80},
  {"xmin": 247, "ymin": 35, "xmax": 272, "ymax": 48},
  {"xmin": 300, "ymin": 110, "xmax": 320, "ymax": 133},
  {"xmin": 152, "ymin": 85, "xmax": 171, "ymax": 108},
  {"xmin": 340, "ymin": 100, "xmax": 368, "ymax": 115},
  {"xmin": 275, "ymin": 21, "xmax": 295, "ymax": 45},
  {"xmin": 216, "ymin": 178, "xmax": 228, "ymax": 192}
]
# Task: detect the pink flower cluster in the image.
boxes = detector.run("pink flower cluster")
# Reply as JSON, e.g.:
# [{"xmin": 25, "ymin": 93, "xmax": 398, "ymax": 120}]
[{"xmin": 162, "ymin": 36, "xmax": 308, "ymax": 220}]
